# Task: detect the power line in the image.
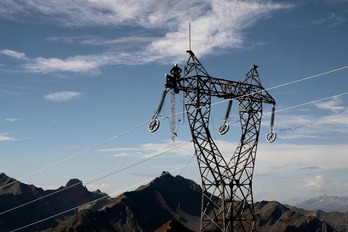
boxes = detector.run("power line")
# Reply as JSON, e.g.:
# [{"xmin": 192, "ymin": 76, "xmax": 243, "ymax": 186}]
[
  {"xmin": 274, "ymin": 110, "xmax": 348, "ymax": 135},
  {"xmin": 3, "ymin": 90, "xmax": 347, "ymax": 218},
  {"xmin": 266, "ymin": 65, "xmax": 348, "ymax": 91},
  {"xmin": 5, "ymin": 91, "xmax": 347, "ymax": 230},
  {"xmin": 223, "ymin": 91, "xmax": 348, "ymax": 132},
  {"xmin": 1, "ymin": 63, "xmax": 347, "ymax": 209},
  {"xmin": 0, "ymin": 122, "xmax": 148, "ymax": 190},
  {"xmin": 9, "ymin": 95, "xmax": 347, "ymax": 231},
  {"xmin": 5, "ymin": 64, "xmax": 347, "ymax": 191},
  {"xmin": 179, "ymin": 154, "xmax": 196, "ymax": 176},
  {"xmin": 0, "ymin": 139, "xmax": 192, "ymax": 216},
  {"xmin": 275, "ymin": 91, "xmax": 348, "ymax": 113},
  {"xmin": 0, "ymin": 62, "xmax": 345, "ymax": 203},
  {"xmin": 10, "ymin": 153, "xmax": 197, "ymax": 232}
]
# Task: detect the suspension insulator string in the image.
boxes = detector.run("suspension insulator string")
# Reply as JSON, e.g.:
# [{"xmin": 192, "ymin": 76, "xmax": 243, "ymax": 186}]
[
  {"xmin": 170, "ymin": 89, "xmax": 176, "ymax": 141},
  {"xmin": 154, "ymin": 88, "xmax": 168, "ymax": 119},
  {"xmin": 218, "ymin": 100, "xmax": 233, "ymax": 135},
  {"xmin": 266, "ymin": 104, "xmax": 277, "ymax": 143},
  {"xmin": 270, "ymin": 104, "xmax": 275, "ymax": 129},
  {"xmin": 148, "ymin": 88, "xmax": 169, "ymax": 132},
  {"xmin": 224, "ymin": 100, "xmax": 233, "ymax": 121}
]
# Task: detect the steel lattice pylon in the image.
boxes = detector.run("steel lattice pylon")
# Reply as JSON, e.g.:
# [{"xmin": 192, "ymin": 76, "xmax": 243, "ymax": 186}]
[{"xmin": 149, "ymin": 50, "xmax": 276, "ymax": 232}]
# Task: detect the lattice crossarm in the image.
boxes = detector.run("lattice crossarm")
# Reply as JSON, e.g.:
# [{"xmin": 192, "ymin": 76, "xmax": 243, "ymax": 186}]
[{"xmin": 177, "ymin": 76, "xmax": 276, "ymax": 105}]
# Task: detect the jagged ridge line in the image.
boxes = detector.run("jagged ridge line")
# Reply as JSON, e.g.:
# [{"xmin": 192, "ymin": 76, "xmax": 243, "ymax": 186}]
[
  {"xmin": 10, "ymin": 155, "xmax": 197, "ymax": 232},
  {"xmin": 1, "ymin": 140, "xmax": 192, "ymax": 216}
]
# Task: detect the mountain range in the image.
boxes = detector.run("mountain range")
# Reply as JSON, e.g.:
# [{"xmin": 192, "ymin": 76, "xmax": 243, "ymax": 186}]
[
  {"xmin": 0, "ymin": 173, "xmax": 110, "ymax": 232},
  {"xmin": 0, "ymin": 171, "xmax": 347, "ymax": 232},
  {"xmin": 297, "ymin": 195, "xmax": 348, "ymax": 213}
]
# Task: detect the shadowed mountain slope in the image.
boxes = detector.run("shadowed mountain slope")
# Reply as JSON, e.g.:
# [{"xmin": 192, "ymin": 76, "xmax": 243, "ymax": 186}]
[
  {"xmin": 0, "ymin": 173, "xmax": 110, "ymax": 232},
  {"xmin": 49, "ymin": 171, "xmax": 201, "ymax": 232}
]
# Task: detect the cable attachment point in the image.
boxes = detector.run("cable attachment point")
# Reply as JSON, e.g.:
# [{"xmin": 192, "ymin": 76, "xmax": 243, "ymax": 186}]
[
  {"xmin": 165, "ymin": 64, "xmax": 182, "ymax": 94},
  {"xmin": 218, "ymin": 100, "xmax": 233, "ymax": 135},
  {"xmin": 266, "ymin": 104, "xmax": 277, "ymax": 143}
]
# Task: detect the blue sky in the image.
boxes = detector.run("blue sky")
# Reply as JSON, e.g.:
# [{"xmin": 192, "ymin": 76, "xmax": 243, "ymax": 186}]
[{"xmin": 0, "ymin": 0, "xmax": 348, "ymax": 205}]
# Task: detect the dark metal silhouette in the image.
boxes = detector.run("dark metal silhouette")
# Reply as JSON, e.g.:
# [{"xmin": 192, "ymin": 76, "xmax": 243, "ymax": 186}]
[{"xmin": 150, "ymin": 50, "xmax": 276, "ymax": 232}]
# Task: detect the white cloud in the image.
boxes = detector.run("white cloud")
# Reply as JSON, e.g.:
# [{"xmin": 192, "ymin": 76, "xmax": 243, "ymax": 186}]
[
  {"xmin": 250, "ymin": 141, "xmax": 348, "ymax": 202},
  {"xmin": 44, "ymin": 91, "xmax": 83, "ymax": 102},
  {"xmin": 312, "ymin": 12, "xmax": 346, "ymax": 28},
  {"xmin": 257, "ymin": 142, "xmax": 348, "ymax": 174},
  {"xmin": 98, "ymin": 138, "xmax": 348, "ymax": 202},
  {"xmin": 5, "ymin": 118, "xmax": 19, "ymax": 122},
  {"xmin": 0, "ymin": 49, "xmax": 27, "ymax": 60},
  {"xmin": 145, "ymin": 1, "xmax": 292, "ymax": 60},
  {"xmin": 26, "ymin": 55, "xmax": 108, "ymax": 74},
  {"xmin": 100, "ymin": 140, "xmax": 193, "ymax": 159},
  {"xmin": 0, "ymin": 133, "xmax": 17, "ymax": 141},
  {"xmin": 24, "ymin": 51, "xmax": 155, "ymax": 73},
  {"xmin": 299, "ymin": 174, "xmax": 348, "ymax": 198},
  {"xmin": 303, "ymin": 175, "xmax": 327, "ymax": 191},
  {"xmin": 98, "ymin": 147, "xmax": 144, "ymax": 152},
  {"xmin": 45, "ymin": 184, "xmax": 58, "ymax": 190},
  {"xmin": 0, "ymin": 1, "xmax": 292, "ymax": 72},
  {"xmin": 140, "ymin": 141, "xmax": 193, "ymax": 158},
  {"xmin": 110, "ymin": 153, "xmax": 131, "ymax": 158},
  {"xmin": 47, "ymin": 35, "xmax": 157, "ymax": 46},
  {"xmin": 0, "ymin": 1, "xmax": 210, "ymax": 28},
  {"xmin": 101, "ymin": 135, "xmax": 348, "ymax": 174},
  {"xmin": 86, "ymin": 183, "xmax": 112, "ymax": 193},
  {"xmin": 270, "ymin": 101, "xmax": 348, "ymax": 143},
  {"xmin": 314, "ymin": 96, "xmax": 345, "ymax": 113}
]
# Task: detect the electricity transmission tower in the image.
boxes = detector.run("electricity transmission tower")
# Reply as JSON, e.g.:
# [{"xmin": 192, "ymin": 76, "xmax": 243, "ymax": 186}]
[{"xmin": 149, "ymin": 50, "xmax": 276, "ymax": 232}]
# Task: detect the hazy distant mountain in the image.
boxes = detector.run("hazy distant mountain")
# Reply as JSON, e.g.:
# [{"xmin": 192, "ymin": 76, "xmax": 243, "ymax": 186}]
[
  {"xmin": 297, "ymin": 195, "xmax": 348, "ymax": 213},
  {"xmin": 0, "ymin": 172, "xmax": 110, "ymax": 232},
  {"xmin": 255, "ymin": 201, "xmax": 336, "ymax": 232},
  {"xmin": 286, "ymin": 207, "xmax": 348, "ymax": 232},
  {"xmin": 0, "ymin": 171, "xmax": 345, "ymax": 232}
]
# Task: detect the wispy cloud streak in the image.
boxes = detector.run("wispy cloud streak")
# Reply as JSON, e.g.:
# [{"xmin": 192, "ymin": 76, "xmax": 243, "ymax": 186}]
[
  {"xmin": 0, "ymin": 49, "xmax": 27, "ymax": 60},
  {"xmin": 0, "ymin": 133, "xmax": 17, "ymax": 141},
  {"xmin": 0, "ymin": 0, "xmax": 292, "ymax": 73},
  {"xmin": 44, "ymin": 91, "xmax": 83, "ymax": 103},
  {"xmin": 314, "ymin": 96, "xmax": 345, "ymax": 113}
]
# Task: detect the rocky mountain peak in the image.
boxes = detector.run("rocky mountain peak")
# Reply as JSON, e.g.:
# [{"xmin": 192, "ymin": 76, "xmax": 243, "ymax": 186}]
[
  {"xmin": 0, "ymin": 172, "xmax": 110, "ymax": 232},
  {"xmin": 65, "ymin": 178, "xmax": 83, "ymax": 187},
  {"xmin": 0, "ymin": 172, "xmax": 16, "ymax": 185}
]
